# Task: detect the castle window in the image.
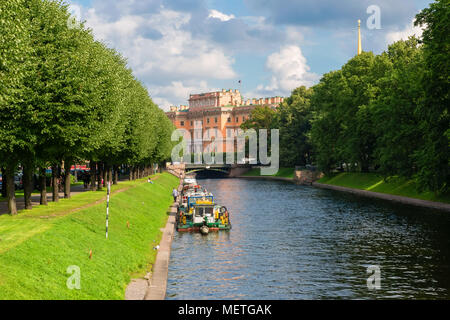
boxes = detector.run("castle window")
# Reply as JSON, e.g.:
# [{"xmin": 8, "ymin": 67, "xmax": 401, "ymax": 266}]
[
  {"xmin": 215, "ymin": 117, "xmax": 218, "ymax": 123},
  {"xmin": 180, "ymin": 121, "xmax": 184, "ymax": 126},
  {"xmin": 227, "ymin": 117, "xmax": 231, "ymax": 123}
]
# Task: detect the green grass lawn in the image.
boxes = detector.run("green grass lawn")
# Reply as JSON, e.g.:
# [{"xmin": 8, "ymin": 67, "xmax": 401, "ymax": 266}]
[
  {"xmin": 0, "ymin": 182, "xmax": 84, "ymax": 202},
  {"xmin": 242, "ymin": 167, "xmax": 295, "ymax": 178},
  {"xmin": 0, "ymin": 172, "xmax": 179, "ymax": 299},
  {"xmin": 317, "ymin": 172, "xmax": 450, "ymax": 204}
]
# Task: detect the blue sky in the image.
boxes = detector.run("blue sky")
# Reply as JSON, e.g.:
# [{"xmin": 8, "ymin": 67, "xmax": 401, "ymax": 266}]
[{"xmin": 67, "ymin": 0, "xmax": 432, "ymax": 110}]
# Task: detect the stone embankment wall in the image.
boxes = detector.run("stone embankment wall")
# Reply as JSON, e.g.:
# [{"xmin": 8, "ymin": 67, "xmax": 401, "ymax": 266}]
[
  {"xmin": 229, "ymin": 165, "xmax": 250, "ymax": 177},
  {"xmin": 166, "ymin": 163, "xmax": 185, "ymax": 178},
  {"xmin": 294, "ymin": 170, "xmax": 324, "ymax": 185}
]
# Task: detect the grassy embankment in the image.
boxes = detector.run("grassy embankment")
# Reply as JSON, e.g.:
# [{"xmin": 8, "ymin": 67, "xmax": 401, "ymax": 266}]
[
  {"xmin": 0, "ymin": 172, "xmax": 179, "ymax": 299},
  {"xmin": 242, "ymin": 167, "xmax": 295, "ymax": 178},
  {"xmin": 317, "ymin": 172, "xmax": 450, "ymax": 204}
]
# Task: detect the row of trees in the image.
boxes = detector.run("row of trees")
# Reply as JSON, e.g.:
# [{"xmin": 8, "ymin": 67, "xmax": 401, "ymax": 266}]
[
  {"xmin": 0, "ymin": 0, "xmax": 174, "ymax": 214},
  {"xmin": 242, "ymin": 0, "xmax": 448, "ymax": 194}
]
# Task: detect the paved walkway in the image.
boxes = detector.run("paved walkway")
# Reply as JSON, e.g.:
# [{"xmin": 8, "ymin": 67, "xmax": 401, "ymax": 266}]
[
  {"xmin": 125, "ymin": 204, "xmax": 178, "ymax": 300},
  {"xmin": 126, "ymin": 179, "xmax": 182, "ymax": 300}
]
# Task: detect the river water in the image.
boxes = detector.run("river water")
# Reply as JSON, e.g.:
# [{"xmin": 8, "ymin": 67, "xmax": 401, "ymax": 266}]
[{"xmin": 166, "ymin": 178, "xmax": 450, "ymax": 299}]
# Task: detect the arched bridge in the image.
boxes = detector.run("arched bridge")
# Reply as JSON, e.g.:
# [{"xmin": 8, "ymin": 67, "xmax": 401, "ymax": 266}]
[{"xmin": 185, "ymin": 164, "xmax": 232, "ymax": 175}]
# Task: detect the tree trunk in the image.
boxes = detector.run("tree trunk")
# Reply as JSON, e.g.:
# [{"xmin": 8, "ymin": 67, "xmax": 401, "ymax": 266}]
[
  {"xmin": 90, "ymin": 161, "xmax": 97, "ymax": 191},
  {"xmin": 113, "ymin": 165, "xmax": 118, "ymax": 185},
  {"xmin": 64, "ymin": 160, "xmax": 72, "ymax": 199},
  {"xmin": 102, "ymin": 164, "xmax": 107, "ymax": 188},
  {"xmin": 97, "ymin": 162, "xmax": 103, "ymax": 191},
  {"xmin": 1, "ymin": 167, "xmax": 7, "ymax": 198},
  {"xmin": 22, "ymin": 160, "xmax": 34, "ymax": 210},
  {"xmin": 73, "ymin": 166, "xmax": 78, "ymax": 183},
  {"xmin": 108, "ymin": 165, "xmax": 113, "ymax": 185},
  {"xmin": 5, "ymin": 164, "xmax": 17, "ymax": 215},
  {"xmin": 39, "ymin": 167, "xmax": 48, "ymax": 205},
  {"xmin": 51, "ymin": 164, "xmax": 59, "ymax": 202}
]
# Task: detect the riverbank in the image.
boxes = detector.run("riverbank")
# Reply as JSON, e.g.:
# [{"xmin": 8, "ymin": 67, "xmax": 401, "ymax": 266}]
[
  {"xmin": 238, "ymin": 170, "xmax": 450, "ymax": 211},
  {"xmin": 0, "ymin": 173, "xmax": 179, "ymax": 299},
  {"xmin": 314, "ymin": 182, "xmax": 450, "ymax": 212},
  {"xmin": 237, "ymin": 167, "xmax": 294, "ymax": 182},
  {"xmin": 317, "ymin": 173, "xmax": 450, "ymax": 204},
  {"xmin": 242, "ymin": 167, "xmax": 295, "ymax": 179}
]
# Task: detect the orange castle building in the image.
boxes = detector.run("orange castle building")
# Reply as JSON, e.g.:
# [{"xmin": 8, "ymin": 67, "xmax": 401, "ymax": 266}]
[{"xmin": 166, "ymin": 89, "xmax": 284, "ymax": 153}]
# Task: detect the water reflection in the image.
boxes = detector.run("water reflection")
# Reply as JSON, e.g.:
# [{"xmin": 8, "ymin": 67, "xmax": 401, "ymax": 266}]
[{"xmin": 166, "ymin": 178, "xmax": 450, "ymax": 299}]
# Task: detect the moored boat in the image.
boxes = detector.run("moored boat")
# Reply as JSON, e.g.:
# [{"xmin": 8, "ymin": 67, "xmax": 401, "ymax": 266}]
[{"xmin": 176, "ymin": 197, "xmax": 231, "ymax": 233}]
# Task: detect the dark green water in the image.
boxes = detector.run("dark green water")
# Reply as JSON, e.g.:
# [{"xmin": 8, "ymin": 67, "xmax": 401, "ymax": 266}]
[{"xmin": 166, "ymin": 178, "xmax": 450, "ymax": 299}]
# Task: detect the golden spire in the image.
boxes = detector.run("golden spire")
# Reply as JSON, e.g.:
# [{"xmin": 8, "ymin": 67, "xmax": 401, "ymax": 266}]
[{"xmin": 357, "ymin": 19, "xmax": 362, "ymax": 55}]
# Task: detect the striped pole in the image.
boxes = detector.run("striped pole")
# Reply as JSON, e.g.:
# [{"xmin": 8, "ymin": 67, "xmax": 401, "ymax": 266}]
[{"xmin": 106, "ymin": 181, "xmax": 111, "ymax": 239}]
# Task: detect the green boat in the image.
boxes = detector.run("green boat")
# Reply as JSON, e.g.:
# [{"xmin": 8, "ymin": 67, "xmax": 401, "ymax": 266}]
[{"xmin": 177, "ymin": 199, "xmax": 231, "ymax": 234}]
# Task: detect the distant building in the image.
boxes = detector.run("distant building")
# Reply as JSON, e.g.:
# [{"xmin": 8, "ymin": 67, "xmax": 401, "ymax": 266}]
[{"xmin": 166, "ymin": 89, "xmax": 284, "ymax": 153}]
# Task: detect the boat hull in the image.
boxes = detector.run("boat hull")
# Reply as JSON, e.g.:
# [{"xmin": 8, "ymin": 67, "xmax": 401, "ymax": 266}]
[{"xmin": 177, "ymin": 224, "xmax": 231, "ymax": 232}]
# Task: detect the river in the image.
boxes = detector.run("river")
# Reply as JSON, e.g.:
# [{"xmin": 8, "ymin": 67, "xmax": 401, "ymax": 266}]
[{"xmin": 166, "ymin": 178, "xmax": 450, "ymax": 299}]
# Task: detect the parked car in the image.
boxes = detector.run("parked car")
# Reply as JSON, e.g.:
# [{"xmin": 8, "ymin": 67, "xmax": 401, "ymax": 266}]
[
  {"xmin": 0, "ymin": 174, "xmax": 24, "ymax": 190},
  {"xmin": 14, "ymin": 174, "xmax": 23, "ymax": 190}
]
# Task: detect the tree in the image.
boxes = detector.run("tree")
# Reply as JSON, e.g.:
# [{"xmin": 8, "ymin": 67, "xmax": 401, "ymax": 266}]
[
  {"xmin": 309, "ymin": 70, "xmax": 343, "ymax": 173},
  {"xmin": 371, "ymin": 38, "xmax": 426, "ymax": 177},
  {"xmin": 0, "ymin": 0, "xmax": 34, "ymax": 214},
  {"xmin": 277, "ymin": 86, "xmax": 314, "ymax": 167},
  {"xmin": 414, "ymin": 0, "xmax": 449, "ymax": 193},
  {"xmin": 310, "ymin": 52, "xmax": 390, "ymax": 173},
  {"xmin": 0, "ymin": 0, "xmax": 180, "ymax": 215}
]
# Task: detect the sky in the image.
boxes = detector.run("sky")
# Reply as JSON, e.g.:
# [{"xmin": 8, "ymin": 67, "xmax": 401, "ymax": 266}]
[{"xmin": 67, "ymin": 0, "xmax": 432, "ymax": 110}]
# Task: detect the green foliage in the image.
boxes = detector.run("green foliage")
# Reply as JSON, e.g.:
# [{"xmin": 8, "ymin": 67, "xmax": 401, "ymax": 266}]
[
  {"xmin": 277, "ymin": 86, "xmax": 313, "ymax": 167},
  {"xmin": 0, "ymin": 0, "xmax": 34, "ymax": 162},
  {"xmin": 309, "ymin": 51, "xmax": 388, "ymax": 174},
  {"xmin": 414, "ymin": 0, "xmax": 450, "ymax": 193},
  {"xmin": 240, "ymin": 5, "xmax": 447, "ymax": 196},
  {"xmin": 371, "ymin": 38, "xmax": 426, "ymax": 177},
  {"xmin": 0, "ymin": 0, "xmax": 175, "ymax": 213},
  {"xmin": 241, "ymin": 105, "xmax": 277, "ymax": 131},
  {"xmin": 307, "ymin": 0, "xmax": 449, "ymax": 195}
]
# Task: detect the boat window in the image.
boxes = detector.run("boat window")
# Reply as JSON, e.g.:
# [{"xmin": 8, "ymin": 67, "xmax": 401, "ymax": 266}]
[
  {"xmin": 195, "ymin": 208, "xmax": 204, "ymax": 217},
  {"xmin": 205, "ymin": 207, "xmax": 214, "ymax": 216}
]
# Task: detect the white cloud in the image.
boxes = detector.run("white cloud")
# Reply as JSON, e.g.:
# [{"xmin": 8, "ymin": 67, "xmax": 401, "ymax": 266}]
[
  {"xmin": 79, "ymin": 7, "xmax": 237, "ymax": 110},
  {"xmin": 208, "ymin": 9, "xmax": 235, "ymax": 22},
  {"xmin": 386, "ymin": 18, "xmax": 424, "ymax": 44},
  {"xmin": 151, "ymin": 81, "xmax": 218, "ymax": 110},
  {"xmin": 248, "ymin": 45, "xmax": 319, "ymax": 98}
]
